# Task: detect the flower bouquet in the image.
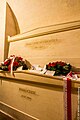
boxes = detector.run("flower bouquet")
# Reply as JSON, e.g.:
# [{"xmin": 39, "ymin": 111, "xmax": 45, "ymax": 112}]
[
  {"xmin": 0, "ymin": 55, "xmax": 31, "ymax": 72},
  {"xmin": 46, "ymin": 61, "xmax": 72, "ymax": 76}
]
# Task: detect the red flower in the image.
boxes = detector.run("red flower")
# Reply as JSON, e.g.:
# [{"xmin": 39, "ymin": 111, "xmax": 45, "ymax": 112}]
[
  {"xmin": 48, "ymin": 61, "xmax": 67, "ymax": 67},
  {"xmin": 8, "ymin": 64, "xmax": 11, "ymax": 71},
  {"xmin": 13, "ymin": 61, "xmax": 19, "ymax": 66},
  {"xmin": 4, "ymin": 61, "xmax": 9, "ymax": 65},
  {"xmin": 48, "ymin": 63, "xmax": 52, "ymax": 67},
  {"xmin": 18, "ymin": 57, "xmax": 23, "ymax": 61},
  {"xmin": 61, "ymin": 62, "xmax": 66, "ymax": 66},
  {"xmin": 15, "ymin": 56, "xmax": 23, "ymax": 62},
  {"xmin": 56, "ymin": 61, "xmax": 66, "ymax": 66},
  {"xmin": 52, "ymin": 62, "xmax": 57, "ymax": 67},
  {"xmin": 4, "ymin": 59, "xmax": 11, "ymax": 65}
]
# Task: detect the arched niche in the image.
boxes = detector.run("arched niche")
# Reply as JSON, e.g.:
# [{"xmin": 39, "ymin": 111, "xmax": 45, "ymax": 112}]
[{"xmin": 4, "ymin": 2, "xmax": 20, "ymax": 60}]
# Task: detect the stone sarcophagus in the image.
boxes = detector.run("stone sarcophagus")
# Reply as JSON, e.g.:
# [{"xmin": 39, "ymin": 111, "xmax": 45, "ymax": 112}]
[{"xmin": 0, "ymin": 2, "xmax": 80, "ymax": 119}]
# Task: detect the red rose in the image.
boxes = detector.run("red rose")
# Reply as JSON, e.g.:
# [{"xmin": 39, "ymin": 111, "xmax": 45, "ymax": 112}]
[
  {"xmin": 13, "ymin": 61, "xmax": 19, "ymax": 66},
  {"xmin": 8, "ymin": 64, "xmax": 11, "ymax": 71},
  {"xmin": 4, "ymin": 61, "xmax": 9, "ymax": 65},
  {"xmin": 15, "ymin": 57, "xmax": 23, "ymax": 62},
  {"xmin": 48, "ymin": 63, "xmax": 51, "ymax": 67},
  {"xmin": 18, "ymin": 57, "xmax": 23, "ymax": 61},
  {"xmin": 56, "ymin": 61, "xmax": 66, "ymax": 66},
  {"xmin": 60, "ymin": 62, "xmax": 66, "ymax": 66},
  {"xmin": 4, "ymin": 59, "xmax": 11, "ymax": 65},
  {"xmin": 52, "ymin": 62, "xmax": 56, "ymax": 67}
]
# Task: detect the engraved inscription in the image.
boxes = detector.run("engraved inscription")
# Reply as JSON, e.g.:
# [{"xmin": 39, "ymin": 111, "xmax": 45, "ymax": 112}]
[
  {"xmin": 19, "ymin": 88, "xmax": 38, "ymax": 96},
  {"xmin": 21, "ymin": 95, "xmax": 32, "ymax": 101},
  {"xmin": 19, "ymin": 87, "xmax": 39, "ymax": 101},
  {"xmin": 25, "ymin": 39, "xmax": 61, "ymax": 49}
]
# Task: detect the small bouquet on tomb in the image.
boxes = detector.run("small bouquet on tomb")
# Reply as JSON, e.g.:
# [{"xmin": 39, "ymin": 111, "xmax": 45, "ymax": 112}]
[
  {"xmin": 0, "ymin": 55, "xmax": 31, "ymax": 72},
  {"xmin": 46, "ymin": 61, "xmax": 72, "ymax": 76}
]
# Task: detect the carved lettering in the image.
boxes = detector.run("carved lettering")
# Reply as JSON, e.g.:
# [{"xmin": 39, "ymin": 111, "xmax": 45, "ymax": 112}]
[
  {"xmin": 19, "ymin": 88, "xmax": 37, "ymax": 95},
  {"xmin": 21, "ymin": 95, "xmax": 32, "ymax": 101}
]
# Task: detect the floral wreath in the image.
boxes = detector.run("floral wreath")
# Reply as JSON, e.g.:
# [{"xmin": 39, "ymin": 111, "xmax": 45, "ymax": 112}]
[
  {"xmin": 46, "ymin": 61, "xmax": 72, "ymax": 76},
  {"xmin": 0, "ymin": 55, "xmax": 31, "ymax": 74},
  {"xmin": 0, "ymin": 56, "xmax": 72, "ymax": 76}
]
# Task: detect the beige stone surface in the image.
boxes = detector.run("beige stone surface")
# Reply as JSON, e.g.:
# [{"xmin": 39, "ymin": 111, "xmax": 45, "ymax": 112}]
[
  {"xmin": 0, "ymin": 0, "xmax": 6, "ymax": 62},
  {"xmin": 7, "ymin": 0, "xmax": 80, "ymax": 33},
  {"xmin": 8, "ymin": 28, "xmax": 80, "ymax": 67}
]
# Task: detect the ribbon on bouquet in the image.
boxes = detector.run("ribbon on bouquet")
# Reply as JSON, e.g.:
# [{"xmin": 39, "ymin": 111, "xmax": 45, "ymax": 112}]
[
  {"xmin": 10, "ymin": 55, "xmax": 15, "ymax": 75},
  {"xmin": 63, "ymin": 74, "xmax": 72, "ymax": 120}
]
